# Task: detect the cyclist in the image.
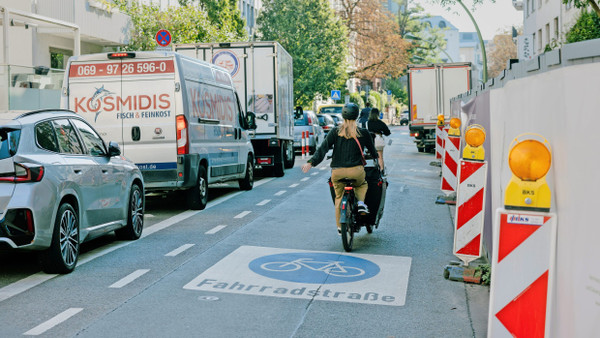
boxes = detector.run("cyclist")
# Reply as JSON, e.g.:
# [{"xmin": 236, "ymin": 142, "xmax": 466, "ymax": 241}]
[
  {"xmin": 363, "ymin": 108, "xmax": 391, "ymax": 173},
  {"xmin": 302, "ymin": 103, "xmax": 378, "ymax": 234}
]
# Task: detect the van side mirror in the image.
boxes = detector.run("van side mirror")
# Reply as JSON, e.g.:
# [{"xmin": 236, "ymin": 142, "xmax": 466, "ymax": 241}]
[
  {"xmin": 246, "ymin": 112, "xmax": 257, "ymax": 130},
  {"xmin": 108, "ymin": 141, "xmax": 121, "ymax": 157},
  {"xmin": 294, "ymin": 106, "xmax": 303, "ymax": 119}
]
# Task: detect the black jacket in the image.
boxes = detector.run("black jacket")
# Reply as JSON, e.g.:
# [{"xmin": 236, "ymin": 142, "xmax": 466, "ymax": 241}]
[
  {"xmin": 308, "ymin": 126, "xmax": 378, "ymax": 168},
  {"xmin": 363, "ymin": 119, "xmax": 391, "ymax": 136}
]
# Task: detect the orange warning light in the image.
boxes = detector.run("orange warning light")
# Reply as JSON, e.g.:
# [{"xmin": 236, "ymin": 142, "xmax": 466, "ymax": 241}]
[
  {"xmin": 450, "ymin": 118, "xmax": 461, "ymax": 129},
  {"xmin": 465, "ymin": 127, "xmax": 485, "ymax": 147},
  {"xmin": 508, "ymin": 140, "xmax": 552, "ymax": 181}
]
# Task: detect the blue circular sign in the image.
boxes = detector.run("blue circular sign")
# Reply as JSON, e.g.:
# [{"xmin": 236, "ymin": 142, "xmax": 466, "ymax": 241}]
[
  {"xmin": 155, "ymin": 29, "xmax": 171, "ymax": 47},
  {"xmin": 248, "ymin": 252, "xmax": 380, "ymax": 284},
  {"xmin": 212, "ymin": 50, "xmax": 239, "ymax": 77}
]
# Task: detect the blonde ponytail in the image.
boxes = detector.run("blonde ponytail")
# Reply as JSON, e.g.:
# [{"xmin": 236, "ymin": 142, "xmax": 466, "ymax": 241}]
[{"xmin": 338, "ymin": 119, "xmax": 361, "ymax": 139}]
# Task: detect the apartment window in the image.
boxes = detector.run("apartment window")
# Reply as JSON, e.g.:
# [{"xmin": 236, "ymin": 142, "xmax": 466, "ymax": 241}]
[
  {"xmin": 554, "ymin": 17, "xmax": 559, "ymax": 41},
  {"xmin": 532, "ymin": 32, "xmax": 536, "ymax": 52},
  {"xmin": 545, "ymin": 23, "xmax": 550, "ymax": 48},
  {"xmin": 526, "ymin": 0, "xmax": 530, "ymax": 16},
  {"xmin": 538, "ymin": 29, "xmax": 543, "ymax": 51},
  {"xmin": 50, "ymin": 48, "xmax": 71, "ymax": 70},
  {"xmin": 532, "ymin": 0, "xmax": 535, "ymax": 12}
]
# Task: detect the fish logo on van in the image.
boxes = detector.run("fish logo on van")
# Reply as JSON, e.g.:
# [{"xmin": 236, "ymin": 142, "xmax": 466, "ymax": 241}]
[
  {"xmin": 90, "ymin": 85, "xmax": 115, "ymax": 122},
  {"xmin": 212, "ymin": 50, "xmax": 239, "ymax": 77}
]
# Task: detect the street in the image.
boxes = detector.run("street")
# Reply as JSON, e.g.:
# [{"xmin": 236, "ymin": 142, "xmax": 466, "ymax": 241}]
[{"xmin": 0, "ymin": 125, "xmax": 489, "ymax": 337}]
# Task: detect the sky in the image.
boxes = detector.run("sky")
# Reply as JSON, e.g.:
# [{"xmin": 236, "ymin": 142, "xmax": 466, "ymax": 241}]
[{"xmin": 414, "ymin": 0, "xmax": 524, "ymax": 40}]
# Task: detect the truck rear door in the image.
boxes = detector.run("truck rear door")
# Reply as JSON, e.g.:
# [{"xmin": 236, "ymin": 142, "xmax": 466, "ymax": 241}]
[{"xmin": 408, "ymin": 66, "xmax": 438, "ymax": 126}]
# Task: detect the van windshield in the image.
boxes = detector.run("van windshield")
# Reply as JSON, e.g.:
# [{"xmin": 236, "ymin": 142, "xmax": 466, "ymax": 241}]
[{"xmin": 0, "ymin": 128, "xmax": 21, "ymax": 159}]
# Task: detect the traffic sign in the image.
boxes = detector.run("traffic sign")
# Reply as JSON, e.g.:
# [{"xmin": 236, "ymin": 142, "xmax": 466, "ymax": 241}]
[
  {"xmin": 387, "ymin": 90, "xmax": 392, "ymax": 95},
  {"xmin": 331, "ymin": 90, "xmax": 341, "ymax": 101},
  {"xmin": 155, "ymin": 29, "xmax": 172, "ymax": 47}
]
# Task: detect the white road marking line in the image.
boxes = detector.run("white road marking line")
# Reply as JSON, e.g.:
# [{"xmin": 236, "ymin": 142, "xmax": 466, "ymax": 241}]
[
  {"xmin": 301, "ymin": 177, "xmax": 310, "ymax": 182},
  {"xmin": 165, "ymin": 244, "xmax": 195, "ymax": 257},
  {"xmin": 0, "ymin": 177, "xmax": 277, "ymax": 304},
  {"xmin": 145, "ymin": 214, "xmax": 155, "ymax": 218},
  {"xmin": 234, "ymin": 211, "xmax": 251, "ymax": 219},
  {"xmin": 24, "ymin": 308, "xmax": 83, "ymax": 336},
  {"xmin": 275, "ymin": 190, "xmax": 286, "ymax": 196},
  {"xmin": 0, "ymin": 273, "xmax": 56, "ymax": 303},
  {"xmin": 320, "ymin": 167, "xmax": 327, "ymax": 171},
  {"xmin": 205, "ymin": 225, "xmax": 227, "ymax": 234},
  {"xmin": 311, "ymin": 172, "xmax": 318, "ymax": 176},
  {"xmin": 109, "ymin": 269, "xmax": 150, "ymax": 288},
  {"xmin": 289, "ymin": 183, "xmax": 299, "ymax": 188},
  {"xmin": 256, "ymin": 199, "xmax": 271, "ymax": 206}
]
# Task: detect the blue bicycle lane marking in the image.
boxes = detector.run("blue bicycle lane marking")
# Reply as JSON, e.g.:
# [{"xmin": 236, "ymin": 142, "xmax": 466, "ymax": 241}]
[{"xmin": 248, "ymin": 252, "xmax": 380, "ymax": 284}]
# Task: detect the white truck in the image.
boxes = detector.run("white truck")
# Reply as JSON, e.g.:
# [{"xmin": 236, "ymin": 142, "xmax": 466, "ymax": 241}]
[
  {"xmin": 174, "ymin": 41, "xmax": 295, "ymax": 177},
  {"xmin": 61, "ymin": 51, "xmax": 257, "ymax": 210},
  {"xmin": 407, "ymin": 63, "xmax": 471, "ymax": 152}
]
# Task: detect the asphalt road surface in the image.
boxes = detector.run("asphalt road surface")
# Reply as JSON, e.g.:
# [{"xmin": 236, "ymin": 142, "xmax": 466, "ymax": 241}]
[{"xmin": 0, "ymin": 125, "xmax": 489, "ymax": 337}]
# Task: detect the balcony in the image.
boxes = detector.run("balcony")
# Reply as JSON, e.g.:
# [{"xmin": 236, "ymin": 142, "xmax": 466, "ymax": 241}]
[
  {"xmin": 36, "ymin": 0, "xmax": 130, "ymax": 46},
  {"xmin": 0, "ymin": 65, "xmax": 63, "ymax": 111}
]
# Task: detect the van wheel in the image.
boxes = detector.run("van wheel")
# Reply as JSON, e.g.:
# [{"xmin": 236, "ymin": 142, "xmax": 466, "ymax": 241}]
[
  {"xmin": 272, "ymin": 145, "xmax": 285, "ymax": 177},
  {"xmin": 283, "ymin": 141, "xmax": 295, "ymax": 169},
  {"xmin": 239, "ymin": 155, "xmax": 254, "ymax": 190},
  {"xmin": 187, "ymin": 166, "xmax": 208, "ymax": 210},
  {"xmin": 115, "ymin": 184, "xmax": 144, "ymax": 240},
  {"xmin": 40, "ymin": 203, "xmax": 79, "ymax": 274}
]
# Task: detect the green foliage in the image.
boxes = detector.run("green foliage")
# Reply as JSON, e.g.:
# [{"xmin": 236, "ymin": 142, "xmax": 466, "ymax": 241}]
[
  {"xmin": 111, "ymin": 1, "xmax": 245, "ymax": 51},
  {"xmin": 257, "ymin": 0, "xmax": 349, "ymax": 107},
  {"xmin": 386, "ymin": 77, "xmax": 408, "ymax": 106},
  {"xmin": 475, "ymin": 264, "xmax": 491, "ymax": 286},
  {"xmin": 349, "ymin": 92, "xmax": 364, "ymax": 108},
  {"xmin": 196, "ymin": 0, "xmax": 247, "ymax": 38},
  {"xmin": 368, "ymin": 91, "xmax": 382, "ymax": 110},
  {"xmin": 566, "ymin": 10, "xmax": 600, "ymax": 43},
  {"xmin": 397, "ymin": 3, "xmax": 447, "ymax": 64}
]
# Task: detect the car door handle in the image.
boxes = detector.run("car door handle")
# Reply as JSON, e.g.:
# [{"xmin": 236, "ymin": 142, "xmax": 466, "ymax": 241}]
[
  {"xmin": 73, "ymin": 169, "xmax": 82, "ymax": 174},
  {"xmin": 102, "ymin": 169, "xmax": 109, "ymax": 174}
]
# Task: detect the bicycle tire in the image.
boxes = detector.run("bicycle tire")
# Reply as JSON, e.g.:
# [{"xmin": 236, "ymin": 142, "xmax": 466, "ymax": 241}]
[{"xmin": 340, "ymin": 191, "xmax": 354, "ymax": 252}]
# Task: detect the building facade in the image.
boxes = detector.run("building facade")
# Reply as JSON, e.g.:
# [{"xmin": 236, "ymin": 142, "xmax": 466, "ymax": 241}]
[{"xmin": 515, "ymin": 0, "xmax": 582, "ymax": 55}]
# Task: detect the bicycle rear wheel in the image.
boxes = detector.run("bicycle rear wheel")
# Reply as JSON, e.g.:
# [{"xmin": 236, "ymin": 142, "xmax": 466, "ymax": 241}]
[{"xmin": 340, "ymin": 193, "xmax": 354, "ymax": 252}]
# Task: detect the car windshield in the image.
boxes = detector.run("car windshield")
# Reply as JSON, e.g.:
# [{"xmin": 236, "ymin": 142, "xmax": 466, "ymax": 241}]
[
  {"xmin": 294, "ymin": 114, "xmax": 309, "ymax": 126},
  {"xmin": 0, "ymin": 128, "xmax": 21, "ymax": 160},
  {"xmin": 320, "ymin": 107, "xmax": 343, "ymax": 114}
]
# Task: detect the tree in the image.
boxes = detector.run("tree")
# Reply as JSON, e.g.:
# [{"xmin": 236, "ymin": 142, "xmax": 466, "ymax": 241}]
[
  {"xmin": 196, "ymin": 0, "xmax": 247, "ymax": 38},
  {"xmin": 487, "ymin": 30, "xmax": 517, "ymax": 78},
  {"xmin": 397, "ymin": 1, "xmax": 448, "ymax": 64},
  {"xmin": 566, "ymin": 9, "xmax": 600, "ymax": 43},
  {"xmin": 257, "ymin": 0, "xmax": 349, "ymax": 106},
  {"xmin": 336, "ymin": 0, "xmax": 411, "ymax": 79},
  {"xmin": 111, "ymin": 1, "xmax": 245, "ymax": 51},
  {"xmin": 562, "ymin": 0, "xmax": 600, "ymax": 18}
]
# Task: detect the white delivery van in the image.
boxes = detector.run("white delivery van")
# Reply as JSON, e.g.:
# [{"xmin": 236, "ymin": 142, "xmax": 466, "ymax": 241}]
[{"xmin": 61, "ymin": 51, "xmax": 257, "ymax": 210}]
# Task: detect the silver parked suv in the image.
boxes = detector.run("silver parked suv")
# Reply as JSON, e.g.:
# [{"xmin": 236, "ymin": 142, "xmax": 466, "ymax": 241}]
[{"xmin": 0, "ymin": 109, "xmax": 144, "ymax": 273}]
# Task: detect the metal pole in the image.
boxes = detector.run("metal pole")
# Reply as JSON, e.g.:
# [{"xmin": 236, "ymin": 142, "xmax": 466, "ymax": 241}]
[
  {"xmin": 456, "ymin": 0, "xmax": 487, "ymax": 83},
  {"xmin": 2, "ymin": 7, "xmax": 9, "ymax": 64}
]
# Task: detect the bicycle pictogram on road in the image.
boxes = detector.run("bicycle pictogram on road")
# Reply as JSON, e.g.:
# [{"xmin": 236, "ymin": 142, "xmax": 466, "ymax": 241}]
[{"xmin": 249, "ymin": 252, "xmax": 380, "ymax": 284}]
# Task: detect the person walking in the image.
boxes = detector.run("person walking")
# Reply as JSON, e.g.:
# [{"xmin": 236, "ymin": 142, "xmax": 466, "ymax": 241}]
[
  {"xmin": 364, "ymin": 108, "xmax": 391, "ymax": 173},
  {"xmin": 358, "ymin": 101, "xmax": 371, "ymax": 126},
  {"xmin": 302, "ymin": 103, "xmax": 378, "ymax": 234}
]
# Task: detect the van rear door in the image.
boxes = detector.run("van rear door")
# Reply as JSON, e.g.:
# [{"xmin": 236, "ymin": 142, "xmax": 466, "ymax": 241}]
[{"xmin": 67, "ymin": 54, "xmax": 178, "ymax": 185}]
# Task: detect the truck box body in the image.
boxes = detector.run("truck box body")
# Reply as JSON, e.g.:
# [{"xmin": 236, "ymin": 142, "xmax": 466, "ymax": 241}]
[
  {"xmin": 175, "ymin": 41, "xmax": 295, "ymax": 177},
  {"xmin": 61, "ymin": 51, "xmax": 255, "ymax": 209},
  {"xmin": 407, "ymin": 63, "xmax": 471, "ymax": 152}
]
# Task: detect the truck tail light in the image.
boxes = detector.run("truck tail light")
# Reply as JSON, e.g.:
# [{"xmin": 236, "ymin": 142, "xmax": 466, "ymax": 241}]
[
  {"xmin": 0, "ymin": 163, "xmax": 44, "ymax": 183},
  {"xmin": 176, "ymin": 115, "xmax": 189, "ymax": 155},
  {"xmin": 410, "ymin": 132, "xmax": 419, "ymax": 137}
]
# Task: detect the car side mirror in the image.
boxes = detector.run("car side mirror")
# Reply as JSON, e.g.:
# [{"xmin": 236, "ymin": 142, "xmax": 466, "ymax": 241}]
[
  {"xmin": 108, "ymin": 141, "xmax": 121, "ymax": 157},
  {"xmin": 294, "ymin": 106, "xmax": 303, "ymax": 119},
  {"xmin": 246, "ymin": 112, "xmax": 257, "ymax": 130}
]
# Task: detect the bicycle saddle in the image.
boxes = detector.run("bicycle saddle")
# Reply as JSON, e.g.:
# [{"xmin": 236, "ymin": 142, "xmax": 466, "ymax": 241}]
[{"xmin": 338, "ymin": 178, "xmax": 356, "ymax": 185}]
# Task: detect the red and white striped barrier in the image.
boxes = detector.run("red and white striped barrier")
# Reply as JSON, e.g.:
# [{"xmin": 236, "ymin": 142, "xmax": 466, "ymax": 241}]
[
  {"xmin": 441, "ymin": 134, "xmax": 460, "ymax": 195},
  {"xmin": 435, "ymin": 125, "xmax": 445, "ymax": 160},
  {"xmin": 488, "ymin": 209, "xmax": 557, "ymax": 337},
  {"xmin": 453, "ymin": 160, "xmax": 487, "ymax": 265},
  {"xmin": 301, "ymin": 131, "xmax": 308, "ymax": 159}
]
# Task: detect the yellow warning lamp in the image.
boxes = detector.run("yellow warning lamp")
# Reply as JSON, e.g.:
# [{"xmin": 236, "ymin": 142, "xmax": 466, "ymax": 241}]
[
  {"xmin": 448, "ymin": 117, "xmax": 461, "ymax": 136},
  {"xmin": 413, "ymin": 105, "xmax": 418, "ymax": 120},
  {"xmin": 462, "ymin": 124, "xmax": 486, "ymax": 161},
  {"xmin": 437, "ymin": 114, "xmax": 444, "ymax": 126},
  {"xmin": 504, "ymin": 134, "xmax": 552, "ymax": 212}
]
